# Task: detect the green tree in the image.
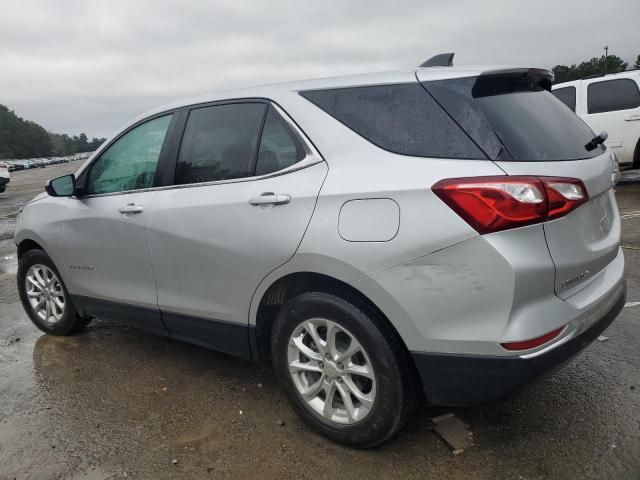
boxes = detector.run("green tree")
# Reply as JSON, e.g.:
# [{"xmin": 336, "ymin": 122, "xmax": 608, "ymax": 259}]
[
  {"xmin": 635, "ymin": 54, "xmax": 640, "ymax": 69},
  {"xmin": 552, "ymin": 54, "xmax": 628, "ymax": 83},
  {"xmin": 0, "ymin": 105, "xmax": 52, "ymax": 159},
  {"xmin": 0, "ymin": 103, "xmax": 107, "ymax": 159}
]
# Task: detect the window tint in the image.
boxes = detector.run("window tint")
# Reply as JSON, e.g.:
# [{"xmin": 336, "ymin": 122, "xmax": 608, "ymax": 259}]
[
  {"xmin": 255, "ymin": 107, "xmax": 305, "ymax": 175},
  {"xmin": 552, "ymin": 86, "xmax": 576, "ymax": 112},
  {"xmin": 476, "ymin": 90, "xmax": 600, "ymax": 161},
  {"xmin": 175, "ymin": 103, "xmax": 266, "ymax": 184},
  {"xmin": 587, "ymin": 79, "xmax": 640, "ymax": 114},
  {"xmin": 424, "ymin": 76, "xmax": 601, "ymax": 161},
  {"xmin": 86, "ymin": 114, "xmax": 172, "ymax": 195},
  {"xmin": 300, "ymin": 83, "xmax": 485, "ymax": 159},
  {"xmin": 424, "ymin": 76, "xmax": 505, "ymax": 160}
]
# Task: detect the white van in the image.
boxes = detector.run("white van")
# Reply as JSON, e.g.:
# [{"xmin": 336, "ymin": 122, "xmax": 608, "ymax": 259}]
[{"xmin": 553, "ymin": 70, "xmax": 640, "ymax": 168}]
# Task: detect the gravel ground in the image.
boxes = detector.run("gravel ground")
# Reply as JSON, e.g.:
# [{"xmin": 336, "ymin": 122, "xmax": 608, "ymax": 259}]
[{"xmin": 0, "ymin": 163, "xmax": 639, "ymax": 479}]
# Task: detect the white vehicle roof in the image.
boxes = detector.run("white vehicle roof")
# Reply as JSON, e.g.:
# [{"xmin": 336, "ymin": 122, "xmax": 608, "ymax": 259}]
[{"xmin": 553, "ymin": 69, "xmax": 640, "ymax": 89}]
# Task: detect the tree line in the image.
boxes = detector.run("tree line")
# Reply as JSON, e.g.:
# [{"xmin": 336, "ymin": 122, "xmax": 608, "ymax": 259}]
[
  {"xmin": 552, "ymin": 54, "xmax": 640, "ymax": 84},
  {"xmin": 0, "ymin": 104, "xmax": 106, "ymax": 160}
]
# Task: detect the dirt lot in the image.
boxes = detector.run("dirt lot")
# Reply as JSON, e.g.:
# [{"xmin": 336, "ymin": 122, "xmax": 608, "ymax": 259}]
[{"xmin": 1, "ymin": 163, "xmax": 639, "ymax": 479}]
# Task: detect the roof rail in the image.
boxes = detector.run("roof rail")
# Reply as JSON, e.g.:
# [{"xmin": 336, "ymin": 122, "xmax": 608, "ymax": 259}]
[
  {"xmin": 582, "ymin": 68, "xmax": 639, "ymax": 80},
  {"xmin": 419, "ymin": 52, "xmax": 454, "ymax": 68}
]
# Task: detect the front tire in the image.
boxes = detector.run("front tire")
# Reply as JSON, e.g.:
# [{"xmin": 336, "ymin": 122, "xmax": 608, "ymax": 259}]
[
  {"xmin": 271, "ymin": 291, "xmax": 418, "ymax": 447},
  {"xmin": 17, "ymin": 249, "xmax": 91, "ymax": 335}
]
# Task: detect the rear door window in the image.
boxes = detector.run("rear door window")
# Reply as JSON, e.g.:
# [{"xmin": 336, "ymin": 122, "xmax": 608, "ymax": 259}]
[
  {"xmin": 255, "ymin": 106, "xmax": 306, "ymax": 175},
  {"xmin": 300, "ymin": 84, "xmax": 485, "ymax": 159},
  {"xmin": 175, "ymin": 103, "xmax": 266, "ymax": 185},
  {"xmin": 587, "ymin": 79, "xmax": 640, "ymax": 114},
  {"xmin": 552, "ymin": 86, "xmax": 576, "ymax": 112}
]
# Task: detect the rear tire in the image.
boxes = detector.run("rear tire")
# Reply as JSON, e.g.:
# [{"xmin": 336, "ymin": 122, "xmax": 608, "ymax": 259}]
[
  {"xmin": 271, "ymin": 291, "xmax": 419, "ymax": 447},
  {"xmin": 633, "ymin": 140, "xmax": 640, "ymax": 170},
  {"xmin": 17, "ymin": 249, "xmax": 91, "ymax": 335}
]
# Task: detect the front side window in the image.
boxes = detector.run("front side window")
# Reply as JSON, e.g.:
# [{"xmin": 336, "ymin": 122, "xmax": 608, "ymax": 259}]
[
  {"xmin": 255, "ymin": 106, "xmax": 306, "ymax": 175},
  {"xmin": 587, "ymin": 79, "xmax": 640, "ymax": 114},
  {"xmin": 86, "ymin": 114, "xmax": 172, "ymax": 195},
  {"xmin": 175, "ymin": 103, "xmax": 266, "ymax": 184},
  {"xmin": 553, "ymin": 86, "xmax": 576, "ymax": 112}
]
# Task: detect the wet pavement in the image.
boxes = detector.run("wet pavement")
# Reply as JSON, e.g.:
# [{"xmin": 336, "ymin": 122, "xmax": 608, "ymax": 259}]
[{"xmin": 1, "ymin": 164, "xmax": 639, "ymax": 479}]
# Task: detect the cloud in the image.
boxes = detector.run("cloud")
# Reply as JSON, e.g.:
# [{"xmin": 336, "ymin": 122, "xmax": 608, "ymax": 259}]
[{"xmin": 1, "ymin": 0, "xmax": 639, "ymax": 138}]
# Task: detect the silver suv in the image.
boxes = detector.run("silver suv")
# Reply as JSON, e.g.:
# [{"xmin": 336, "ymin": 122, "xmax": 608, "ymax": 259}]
[{"xmin": 15, "ymin": 60, "xmax": 626, "ymax": 447}]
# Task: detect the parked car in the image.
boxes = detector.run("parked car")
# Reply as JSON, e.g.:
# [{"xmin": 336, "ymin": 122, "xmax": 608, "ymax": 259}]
[
  {"xmin": 15, "ymin": 58, "xmax": 626, "ymax": 447},
  {"xmin": 0, "ymin": 162, "xmax": 10, "ymax": 192},
  {"xmin": 553, "ymin": 69, "xmax": 640, "ymax": 168},
  {"xmin": 24, "ymin": 159, "xmax": 39, "ymax": 169},
  {"xmin": 6, "ymin": 160, "xmax": 23, "ymax": 172}
]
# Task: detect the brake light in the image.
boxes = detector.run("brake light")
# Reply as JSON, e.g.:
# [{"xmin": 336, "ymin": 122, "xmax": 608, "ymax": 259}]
[
  {"xmin": 432, "ymin": 176, "xmax": 588, "ymax": 234},
  {"xmin": 501, "ymin": 326, "xmax": 565, "ymax": 351}
]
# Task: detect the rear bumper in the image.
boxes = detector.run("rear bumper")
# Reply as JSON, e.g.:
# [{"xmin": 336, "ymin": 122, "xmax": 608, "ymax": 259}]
[{"xmin": 412, "ymin": 283, "xmax": 626, "ymax": 406}]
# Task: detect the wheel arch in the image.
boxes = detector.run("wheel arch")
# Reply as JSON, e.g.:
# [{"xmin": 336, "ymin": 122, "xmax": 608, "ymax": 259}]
[
  {"xmin": 252, "ymin": 270, "xmax": 412, "ymax": 365},
  {"xmin": 17, "ymin": 238, "xmax": 45, "ymax": 259}
]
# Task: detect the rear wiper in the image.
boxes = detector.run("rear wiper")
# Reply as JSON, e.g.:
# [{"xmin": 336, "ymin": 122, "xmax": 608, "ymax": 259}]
[{"xmin": 585, "ymin": 131, "xmax": 608, "ymax": 151}]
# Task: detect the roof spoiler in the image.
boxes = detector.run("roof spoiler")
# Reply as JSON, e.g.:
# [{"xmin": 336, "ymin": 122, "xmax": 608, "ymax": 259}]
[
  {"xmin": 419, "ymin": 52, "xmax": 454, "ymax": 68},
  {"xmin": 473, "ymin": 68, "xmax": 555, "ymax": 96}
]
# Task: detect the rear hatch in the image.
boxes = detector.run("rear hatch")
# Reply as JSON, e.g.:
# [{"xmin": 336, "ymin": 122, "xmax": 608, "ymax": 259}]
[{"xmin": 419, "ymin": 68, "xmax": 620, "ymax": 298}]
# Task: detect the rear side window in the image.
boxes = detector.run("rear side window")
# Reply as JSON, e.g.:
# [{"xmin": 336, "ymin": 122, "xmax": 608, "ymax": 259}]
[
  {"xmin": 553, "ymin": 86, "xmax": 576, "ymax": 112},
  {"xmin": 424, "ymin": 76, "xmax": 601, "ymax": 161},
  {"xmin": 300, "ymin": 84, "xmax": 485, "ymax": 159},
  {"xmin": 587, "ymin": 79, "xmax": 640, "ymax": 114},
  {"xmin": 176, "ymin": 103, "xmax": 266, "ymax": 185},
  {"xmin": 255, "ymin": 106, "xmax": 306, "ymax": 175}
]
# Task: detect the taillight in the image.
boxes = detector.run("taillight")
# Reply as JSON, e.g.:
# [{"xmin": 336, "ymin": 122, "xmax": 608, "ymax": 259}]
[
  {"xmin": 544, "ymin": 177, "xmax": 589, "ymax": 220},
  {"xmin": 432, "ymin": 176, "xmax": 588, "ymax": 234}
]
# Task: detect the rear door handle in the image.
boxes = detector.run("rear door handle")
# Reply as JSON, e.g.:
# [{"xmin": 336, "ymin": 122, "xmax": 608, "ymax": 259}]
[
  {"xmin": 118, "ymin": 203, "xmax": 144, "ymax": 214},
  {"xmin": 625, "ymin": 114, "xmax": 640, "ymax": 121},
  {"xmin": 249, "ymin": 192, "xmax": 291, "ymax": 206}
]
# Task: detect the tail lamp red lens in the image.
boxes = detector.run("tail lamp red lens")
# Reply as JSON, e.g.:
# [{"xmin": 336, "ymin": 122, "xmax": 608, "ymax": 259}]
[
  {"xmin": 501, "ymin": 326, "xmax": 565, "ymax": 351},
  {"xmin": 432, "ymin": 176, "xmax": 588, "ymax": 234}
]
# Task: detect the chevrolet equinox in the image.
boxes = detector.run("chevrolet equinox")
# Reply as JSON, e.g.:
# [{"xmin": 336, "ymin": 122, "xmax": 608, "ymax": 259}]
[{"xmin": 16, "ymin": 56, "xmax": 626, "ymax": 447}]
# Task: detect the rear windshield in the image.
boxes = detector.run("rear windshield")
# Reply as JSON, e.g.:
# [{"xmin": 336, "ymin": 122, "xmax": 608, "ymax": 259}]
[{"xmin": 424, "ymin": 76, "xmax": 602, "ymax": 161}]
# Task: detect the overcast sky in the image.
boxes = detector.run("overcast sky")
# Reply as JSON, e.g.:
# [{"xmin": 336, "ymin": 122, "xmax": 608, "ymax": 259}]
[{"xmin": 1, "ymin": 0, "xmax": 639, "ymax": 139}]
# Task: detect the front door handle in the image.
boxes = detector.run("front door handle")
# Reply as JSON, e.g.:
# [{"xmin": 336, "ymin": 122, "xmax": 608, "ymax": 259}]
[
  {"xmin": 118, "ymin": 203, "xmax": 144, "ymax": 214},
  {"xmin": 625, "ymin": 114, "xmax": 640, "ymax": 122},
  {"xmin": 249, "ymin": 192, "xmax": 291, "ymax": 206}
]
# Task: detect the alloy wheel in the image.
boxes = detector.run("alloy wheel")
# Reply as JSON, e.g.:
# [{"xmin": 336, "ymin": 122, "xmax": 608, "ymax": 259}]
[
  {"xmin": 25, "ymin": 264, "xmax": 65, "ymax": 324},
  {"xmin": 287, "ymin": 318, "xmax": 376, "ymax": 424}
]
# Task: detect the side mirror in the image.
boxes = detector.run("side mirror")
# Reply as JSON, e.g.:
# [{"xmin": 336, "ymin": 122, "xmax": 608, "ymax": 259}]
[{"xmin": 45, "ymin": 174, "xmax": 76, "ymax": 197}]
